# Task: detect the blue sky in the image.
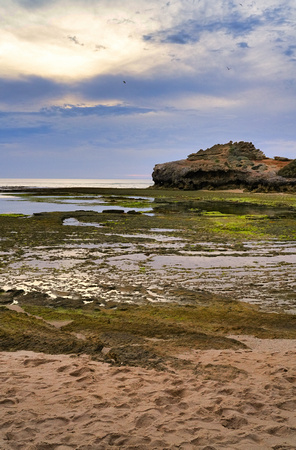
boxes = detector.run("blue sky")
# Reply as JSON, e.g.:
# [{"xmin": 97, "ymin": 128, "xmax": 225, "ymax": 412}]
[{"xmin": 1, "ymin": 0, "xmax": 296, "ymax": 178}]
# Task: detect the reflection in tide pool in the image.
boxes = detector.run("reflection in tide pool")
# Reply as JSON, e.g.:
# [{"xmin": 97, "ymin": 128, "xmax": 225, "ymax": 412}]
[
  {"xmin": 0, "ymin": 194, "xmax": 152, "ymax": 215},
  {"xmin": 147, "ymin": 253, "xmax": 296, "ymax": 269},
  {"xmin": 63, "ymin": 218, "xmax": 103, "ymax": 228}
]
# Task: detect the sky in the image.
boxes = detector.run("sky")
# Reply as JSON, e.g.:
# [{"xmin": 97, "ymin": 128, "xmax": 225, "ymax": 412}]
[{"xmin": 1, "ymin": 0, "xmax": 296, "ymax": 179}]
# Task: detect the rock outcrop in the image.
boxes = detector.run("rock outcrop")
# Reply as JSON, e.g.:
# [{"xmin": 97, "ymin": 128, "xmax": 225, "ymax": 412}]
[{"xmin": 152, "ymin": 141, "xmax": 296, "ymax": 191}]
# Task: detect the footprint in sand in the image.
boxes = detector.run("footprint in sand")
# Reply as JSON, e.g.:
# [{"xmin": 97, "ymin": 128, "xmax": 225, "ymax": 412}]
[
  {"xmin": 154, "ymin": 387, "xmax": 188, "ymax": 407},
  {"xmin": 237, "ymin": 401, "xmax": 265, "ymax": 415},
  {"xmin": 69, "ymin": 367, "xmax": 94, "ymax": 377},
  {"xmin": 111, "ymin": 367, "xmax": 132, "ymax": 376},
  {"xmin": 9, "ymin": 427, "xmax": 37, "ymax": 441},
  {"xmin": 36, "ymin": 417, "xmax": 70, "ymax": 428},
  {"xmin": 75, "ymin": 375, "xmax": 94, "ymax": 383},
  {"xmin": 154, "ymin": 395, "xmax": 177, "ymax": 406},
  {"xmin": 135, "ymin": 413, "xmax": 157, "ymax": 428},
  {"xmin": 266, "ymin": 425, "xmax": 296, "ymax": 436},
  {"xmin": 277, "ymin": 400, "xmax": 296, "ymax": 411},
  {"xmin": 164, "ymin": 388, "xmax": 187, "ymax": 398},
  {"xmin": 23, "ymin": 358, "xmax": 58, "ymax": 367},
  {"xmin": 220, "ymin": 414, "xmax": 248, "ymax": 429},
  {"xmin": 0, "ymin": 398, "xmax": 18, "ymax": 405},
  {"xmin": 56, "ymin": 364, "xmax": 72, "ymax": 373}
]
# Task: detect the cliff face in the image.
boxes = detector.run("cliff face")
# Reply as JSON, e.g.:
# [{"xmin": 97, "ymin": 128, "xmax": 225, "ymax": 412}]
[{"xmin": 152, "ymin": 141, "xmax": 296, "ymax": 191}]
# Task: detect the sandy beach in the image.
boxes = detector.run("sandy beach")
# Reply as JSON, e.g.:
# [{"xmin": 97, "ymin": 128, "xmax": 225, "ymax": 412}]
[{"xmin": 1, "ymin": 337, "xmax": 295, "ymax": 450}]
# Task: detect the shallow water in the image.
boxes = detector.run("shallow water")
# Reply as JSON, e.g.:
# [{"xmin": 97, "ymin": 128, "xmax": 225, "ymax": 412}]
[
  {"xmin": 2, "ymin": 232, "xmax": 296, "ymax": 313},
  {"xmin": 1, "ymin": 188, "xmax": 296, "ymax": 314},
  {"xmin": 2, "ymin": 188, "xmax": 296, "ymax": 218},
  {"xmin": 0, "ymin": 194, "xmax": 152, "ymax": 215},
  {"xmin": 63, "ymin": 218, "xmax": 104, "ymax": 228}
]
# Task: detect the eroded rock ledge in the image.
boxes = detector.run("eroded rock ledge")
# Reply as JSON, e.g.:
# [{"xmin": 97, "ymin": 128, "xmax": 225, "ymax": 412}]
[{"xmin": 152, "ymin": 141, "xmax": 296, "ymax": 191}]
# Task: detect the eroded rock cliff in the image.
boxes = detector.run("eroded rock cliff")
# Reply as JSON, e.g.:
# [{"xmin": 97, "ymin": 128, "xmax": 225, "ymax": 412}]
[{"xmin": 152, "ymin": 141, "xmax": 296, "ymax": 191}]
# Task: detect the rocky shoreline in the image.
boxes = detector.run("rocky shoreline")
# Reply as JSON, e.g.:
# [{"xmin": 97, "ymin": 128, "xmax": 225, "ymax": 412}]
[
  {"xmin": 152, "ymin": 141, "xmax": 296, "ymax": 191},
  {"xmin": 1, "ymin": 187, "xmax": 296, "ymax": 449},
  {"xmin": 1, "ymin": 188, "xmax": 296, "ymax": 368}
]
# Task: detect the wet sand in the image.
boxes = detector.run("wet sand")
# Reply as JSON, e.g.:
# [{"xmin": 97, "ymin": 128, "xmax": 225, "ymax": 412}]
[{"xmin": 1, "ymin": 337, "xmax": 295, "ymax": 449}]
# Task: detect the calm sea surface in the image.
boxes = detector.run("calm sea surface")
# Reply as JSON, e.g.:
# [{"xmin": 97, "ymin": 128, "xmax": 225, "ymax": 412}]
[
  {"xmin": 0, "ymin": 178, "xmax": 153, "ymax": 215},
  {"xmin": 0, "ymin": 178, "xmax": 153, "ymax": 189}
]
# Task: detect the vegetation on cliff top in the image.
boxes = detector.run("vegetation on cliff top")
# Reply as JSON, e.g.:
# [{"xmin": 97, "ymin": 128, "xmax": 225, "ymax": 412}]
[
  {"xmin": 187, "ymin": 141, "xmax": 266, "ymax": 161},
  {"xmin": 278, "ymin": 159, "xmax": 296, "ymax": 178}
]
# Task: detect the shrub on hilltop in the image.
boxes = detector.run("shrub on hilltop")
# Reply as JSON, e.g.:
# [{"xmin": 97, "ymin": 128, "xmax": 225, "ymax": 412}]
[
  {"xmin": 278, "ymin": 159, "xmax": 296, "ymax": 178},
  {"xmin": 187, "ymin": 141, "xmax": 266, "ymax": 162}
]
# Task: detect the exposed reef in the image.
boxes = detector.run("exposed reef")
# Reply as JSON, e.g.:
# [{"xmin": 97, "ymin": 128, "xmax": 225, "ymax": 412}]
[{"xmin": 152, "ymin": 141, "xmax": 296, "ymax": 191}]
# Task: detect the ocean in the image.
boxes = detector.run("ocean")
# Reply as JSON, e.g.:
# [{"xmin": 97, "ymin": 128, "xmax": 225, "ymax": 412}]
[
  {"xmin": 0, "ymin": 178, "xmax": 153, "ymax": 189},
  {"xmin": 0, "ymin": 178, "xmax": 154, "ymax": 215}
]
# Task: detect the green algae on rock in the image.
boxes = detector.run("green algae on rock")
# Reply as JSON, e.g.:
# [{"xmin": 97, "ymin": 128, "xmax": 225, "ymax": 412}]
[{"xmin": 1, "ymin": 295, "xmax": 296, "ymax": 369}]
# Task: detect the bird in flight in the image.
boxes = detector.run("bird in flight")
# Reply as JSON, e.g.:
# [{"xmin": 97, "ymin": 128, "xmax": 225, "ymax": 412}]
[
  {"xmin": 123, "ymin": 80, "xmax": 126, "ymax": 84},
  {"xmin": 227, "ymin": 66, "xmax": 231, "ymax": 70}
]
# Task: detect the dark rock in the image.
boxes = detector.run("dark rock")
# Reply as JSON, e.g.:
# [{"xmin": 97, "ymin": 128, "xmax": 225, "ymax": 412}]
[
  {"xmin": 0, "ymin": 295, "xmax": 13, "ymax": 305},
  {"xmin": 127, "ymin": 210, "xmax": 141, "ymax": 214},
  {"xmin": 152, "ymin": 141, "xmax": 296, "ymax": 191},
  {"xmin": 54, "ymin": 297, "xmax": 85, "ymax": 309},
  {"xmin": 102, "ymin": 209, "xmax": 125, "ymax": 214},
  {"xmin": 6, "ymin": 290, "xmax": 85, "ymax": 309},
  {"xmin": 0, "ymin": 289, "xmax": 25, "ymax": 304},
  {"xmin": 274, "ymin": 156, "xmax": 292, "ymax": 162}
]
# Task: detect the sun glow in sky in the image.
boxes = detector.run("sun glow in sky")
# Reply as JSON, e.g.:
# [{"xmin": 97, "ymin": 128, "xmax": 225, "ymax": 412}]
[{"xmin": 1, "ymin": 0, "xmax": 296, "ymax": 178}]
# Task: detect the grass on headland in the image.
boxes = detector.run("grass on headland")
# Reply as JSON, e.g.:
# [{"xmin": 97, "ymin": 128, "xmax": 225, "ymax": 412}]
[{"xmin": 0, "ymin": 213, "xmax": 27, "ymax": 218}]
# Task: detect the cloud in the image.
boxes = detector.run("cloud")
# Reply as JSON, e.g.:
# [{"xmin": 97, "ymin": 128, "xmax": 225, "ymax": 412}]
[
  {"xmin": 108, "ymin": 18, "xmax": 135, "ymax": 25},
  {"xmin": 142, "ymin": 14, "xmax": 262, "ymax": 45},
  {"xmin": 39, "ymin": 104, "xmax": 154, "ymax": 117},
  {"xmin": 237, "ymin": 42, "xmax": 249, "ymax": 48},
  {"xmin": 262, "ymin": 6, "xmax": 293, "ymax": 26},
  {"xmin": 95, "ymin": 44, "xmax": 107, "ymax": 51},
  {"xmin": 0, "ymin": 76, "xmax": 65, "ymax": 109},
  {"xmin": 284, "ymin": 45, "xmax": 296, "ymax": 57},
  {"xmin": 0, "ymin": 125, "xmax": 52, "ymax": 140},
  {"xmin": 2, "ymin": 0, "xmax": 295, "ymax": 82},
  {"xmin": 159, "ymin": 30, "xmax": 195, "ymax": 45},
  {"xmin": 15, "ymin": 0, "xmax": 56, "ymax": 9},
  {"xmin": 67, "ymin": 35, "xmax": 84, "ymax": 46}
]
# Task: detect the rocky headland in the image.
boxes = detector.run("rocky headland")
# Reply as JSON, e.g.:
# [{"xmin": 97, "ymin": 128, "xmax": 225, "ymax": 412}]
[{"xmin": 152, "ymin": 141, "xmax": 296, "ymax": 191}]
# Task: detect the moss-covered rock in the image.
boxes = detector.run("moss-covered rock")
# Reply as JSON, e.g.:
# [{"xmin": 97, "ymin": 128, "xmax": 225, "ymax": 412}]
[{"xmin": 0, "ymin": 308, "xmax": 103, "ymax": 355}]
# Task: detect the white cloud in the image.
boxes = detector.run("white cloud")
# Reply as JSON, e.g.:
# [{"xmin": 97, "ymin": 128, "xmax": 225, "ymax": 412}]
[
  {"xmin": 0, "ymin": 0, "xmax": 183, "ymax": 79},
  {"xmin": 1, "ymin": 0, "xmax": 295, "ymax": 82}
]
